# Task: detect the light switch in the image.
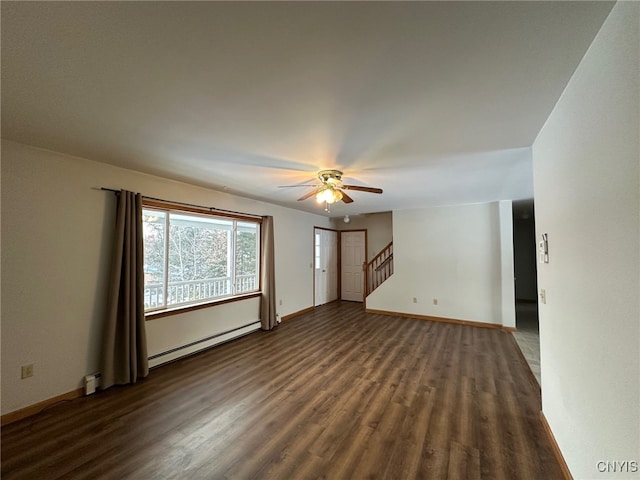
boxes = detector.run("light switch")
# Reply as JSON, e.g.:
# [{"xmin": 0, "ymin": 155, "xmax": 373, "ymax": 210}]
[{"xmin": 539, "ymin": 233, "xmax": 549, "ymax": 264}]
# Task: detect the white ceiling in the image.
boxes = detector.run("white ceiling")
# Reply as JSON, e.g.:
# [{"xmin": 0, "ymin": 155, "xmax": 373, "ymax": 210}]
[{"xmin": 1, "ymin": 1, "xmax": 614, "ymax": 217}]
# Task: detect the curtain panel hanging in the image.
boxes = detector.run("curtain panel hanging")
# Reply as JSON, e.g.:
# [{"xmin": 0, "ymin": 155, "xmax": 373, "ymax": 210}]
[
  {"xmin": 260, "ymin": 216, "xmax": 277, "ymax": 330},
  {"xmin": 100, "ymin": 190, "xmax": 149, "ymax": 389}
]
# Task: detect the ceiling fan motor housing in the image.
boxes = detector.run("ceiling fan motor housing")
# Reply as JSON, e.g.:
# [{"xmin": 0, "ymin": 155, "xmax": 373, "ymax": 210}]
[{"xmin": 318, "ymin": 169, "xmax": 343, "ymax": 185}]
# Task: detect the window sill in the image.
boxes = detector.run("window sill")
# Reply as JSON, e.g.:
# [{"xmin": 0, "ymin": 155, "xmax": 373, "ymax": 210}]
[{"xmin": 145, "ymin": 292, "xmax": 262, "ymax": 321}]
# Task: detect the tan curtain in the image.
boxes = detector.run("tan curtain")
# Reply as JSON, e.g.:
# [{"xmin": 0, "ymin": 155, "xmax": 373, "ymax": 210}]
[
  {"xmin": 100, "ymin": 190, "xmax": 149, "ymax": 389},
  {"xmin": 260, "ymin": 216, "xmax": 277, "ymax": 330}
]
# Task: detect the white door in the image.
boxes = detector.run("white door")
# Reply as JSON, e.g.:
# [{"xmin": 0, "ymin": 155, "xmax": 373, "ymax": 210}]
[
  {"xmin": 314, "ymin": 228, "xmax": 338, "ymax": 306},
  {"xmin": 341, "ymin": 231, "xmax": 366, "ymax": 302}
]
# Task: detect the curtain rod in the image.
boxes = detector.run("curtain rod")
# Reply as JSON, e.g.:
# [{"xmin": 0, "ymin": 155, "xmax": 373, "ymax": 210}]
[{"xmin": 99, "ymin": 187, "xmax": 264, "ymax": 220}]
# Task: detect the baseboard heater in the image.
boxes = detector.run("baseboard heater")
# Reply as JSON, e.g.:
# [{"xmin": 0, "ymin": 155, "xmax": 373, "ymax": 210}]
[
  {"xmin": 148, "ymin": 321, "xmax": 260, "ymax": 365},
  {"xmin": 82, "ymin": 322, "xmax": 260, "ymax": 395}
]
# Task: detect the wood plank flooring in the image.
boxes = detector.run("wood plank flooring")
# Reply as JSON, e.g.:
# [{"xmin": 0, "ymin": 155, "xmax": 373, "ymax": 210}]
[{"xmin": 1, "ymin": 301, "xmax": 563, "ymax": 479}]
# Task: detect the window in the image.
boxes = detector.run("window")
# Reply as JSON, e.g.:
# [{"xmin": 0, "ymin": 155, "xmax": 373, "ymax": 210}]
[{"xmin": 142, "ymin": 207, "xmax": 260, "ymax": 312}]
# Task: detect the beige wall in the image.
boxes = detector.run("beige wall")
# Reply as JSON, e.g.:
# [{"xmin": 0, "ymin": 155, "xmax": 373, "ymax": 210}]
[{"xmin": 1, "ymin": 140, "xmax": 331, "ymax": 415}]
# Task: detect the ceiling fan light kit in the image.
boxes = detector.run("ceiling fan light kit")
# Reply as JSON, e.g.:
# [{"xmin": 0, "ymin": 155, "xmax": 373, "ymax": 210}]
[{"xmin": 316, "ymin": 186, "xmax": 343, "ymax": 205}]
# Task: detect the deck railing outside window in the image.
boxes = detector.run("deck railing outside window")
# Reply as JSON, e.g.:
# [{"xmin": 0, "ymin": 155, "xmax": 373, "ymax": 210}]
[{"xmin": 145, "ymin": 274, "xmax": 257, "ymax": 310}]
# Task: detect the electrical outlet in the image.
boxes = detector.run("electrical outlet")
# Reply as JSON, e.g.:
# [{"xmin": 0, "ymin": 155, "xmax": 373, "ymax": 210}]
[
  {"xmin": 279, "ymin": 299, "xmax": 283, "ymax": 306},
  {"xmin": 412, "ymin": 297, "xmax": 417, "ymax": 304},
  {"xmin": 433, "ymin": 298, "xmax": 438, "ymax": 305},
  {"xmin": 21, "ymin": 364, "xmax": 34, "ymax": 379}
]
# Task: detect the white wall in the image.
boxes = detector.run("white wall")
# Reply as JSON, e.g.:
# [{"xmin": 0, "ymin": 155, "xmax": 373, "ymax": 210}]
[
  {"xmin": 366, "ymin": 202, "xmax": 515, "ymax": 327},
  {"xmin": 532, "ymin": 2, "xmax": 639, "ymax": 478},
  {"xmin": 1, "ymin": 140, "xmax": 331, "ymax": 415}
]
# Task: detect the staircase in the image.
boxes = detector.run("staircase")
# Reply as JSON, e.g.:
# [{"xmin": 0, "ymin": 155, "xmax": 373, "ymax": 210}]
[{"xmin": 365, "ymin": 241, "xmax": 393, "ymax": 296}]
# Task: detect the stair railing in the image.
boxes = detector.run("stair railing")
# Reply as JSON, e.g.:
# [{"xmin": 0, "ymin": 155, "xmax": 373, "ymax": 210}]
[{"xmin": 365, "ymin": 241, "xmax": 393, "ymax": 296}]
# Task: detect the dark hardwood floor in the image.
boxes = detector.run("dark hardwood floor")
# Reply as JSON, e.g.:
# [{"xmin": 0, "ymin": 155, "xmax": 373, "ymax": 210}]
[{"xmin": 1, "ymin": 301, "xmax": 563, "ymax": 479}]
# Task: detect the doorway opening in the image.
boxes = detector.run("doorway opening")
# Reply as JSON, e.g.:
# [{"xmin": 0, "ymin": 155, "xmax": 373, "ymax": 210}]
[{"xmin": 512, "ymin": 199, "xmax": 540, "ymax": 384}]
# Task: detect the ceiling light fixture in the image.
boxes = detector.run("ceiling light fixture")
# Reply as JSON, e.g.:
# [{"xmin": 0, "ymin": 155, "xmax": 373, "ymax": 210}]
[
  {"xmin": 344, "ymin": 215, "xmax": 350, "ymax": 224},
  {"xmin": 315, "ymin": 187, "xmax": 343, "ymax": 205}
]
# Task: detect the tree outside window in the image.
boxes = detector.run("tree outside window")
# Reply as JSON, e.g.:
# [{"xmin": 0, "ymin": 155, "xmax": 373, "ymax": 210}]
[{"xmin": 143, "ymin": 208, "xmax": 260, "ymax": 311}]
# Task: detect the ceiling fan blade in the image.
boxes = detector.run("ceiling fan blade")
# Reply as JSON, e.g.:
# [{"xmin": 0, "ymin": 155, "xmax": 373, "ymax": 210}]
[
  {"xmin": 341, "ymin": 191, "xmax": 354, "ymax": 204},
  {"xmin": 278, "ymin": 184, "xmax": 320, "ymax": 188},
  {"xmin": 297, "ymin": 189, "xmax": 319, "ymax": 201},
  {"xmin": 342, "ymin": 185, "xmax": 383, "ymax": 194}
]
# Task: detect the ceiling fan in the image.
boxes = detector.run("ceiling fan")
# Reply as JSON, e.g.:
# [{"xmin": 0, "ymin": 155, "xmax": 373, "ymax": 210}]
[{"xmin": 281, "ymin": 169, "xmax": 383, "ymax": 212}]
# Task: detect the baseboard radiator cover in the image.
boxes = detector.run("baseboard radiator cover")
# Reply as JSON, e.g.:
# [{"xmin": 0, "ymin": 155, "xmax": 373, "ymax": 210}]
[
  {"xmin": 148, "ymin": 321, "xmax": 261, "ymax": 368},
  {"xmin": 84, "ymin": 323, "xmax": 261, "ymax": 393}
]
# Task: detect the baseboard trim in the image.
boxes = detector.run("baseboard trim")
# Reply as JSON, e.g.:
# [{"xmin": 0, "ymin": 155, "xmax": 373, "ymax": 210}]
[
  {"xmin": 540, "ymin": 412, "xmax": 573, "ymax": 480},
  {"xmin": 1, "ymin": 388, "xmax": 84, "ymax": 426},
  {"xmin": 281, "ymin": 306, "xmax": 314, "ymax": 322},
  {"xmin": 365, "ymin": 308, "xmax": 511, "ymax": 331}
]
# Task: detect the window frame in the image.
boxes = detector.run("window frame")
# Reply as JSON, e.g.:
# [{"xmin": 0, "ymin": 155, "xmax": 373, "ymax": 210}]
[{"xmin": 142, "ymin": 199, "xmax": 262, "ymax": 319}]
